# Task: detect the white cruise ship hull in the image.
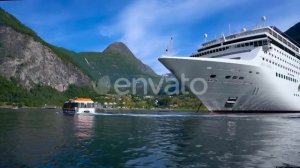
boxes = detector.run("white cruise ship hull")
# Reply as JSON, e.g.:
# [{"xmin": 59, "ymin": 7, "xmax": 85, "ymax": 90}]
[{"xmin": 159, "ymin": 55, "xmax": 300, "ymax": 112}]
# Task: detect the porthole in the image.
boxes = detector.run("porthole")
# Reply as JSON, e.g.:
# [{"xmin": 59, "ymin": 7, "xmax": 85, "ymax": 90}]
[
  {"xmin": 225, "ymin": 76, "xmax": 231, "ymax": 79},
  {"xmin": 210, "ymin": 75, "xmax": 216, "ymax": 78}
]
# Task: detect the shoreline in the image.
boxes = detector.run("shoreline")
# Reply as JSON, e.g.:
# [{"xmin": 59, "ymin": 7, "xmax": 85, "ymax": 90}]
[
  {"xmin": 0, "ymin": 106, "xmax": 207, "ymax": 113},
  {"xmin": 96, "ymin": 108, "xmax": 205, "ymax": 113}
]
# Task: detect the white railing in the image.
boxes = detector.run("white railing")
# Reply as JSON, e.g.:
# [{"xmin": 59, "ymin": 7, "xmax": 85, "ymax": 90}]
[{"xmin": 202, "ymin": 27, "xmax": 299, "ymax": 54}]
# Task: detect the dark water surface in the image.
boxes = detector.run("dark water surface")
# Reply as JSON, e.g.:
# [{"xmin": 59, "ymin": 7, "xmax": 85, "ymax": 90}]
[{"xmin": 0, "ymin": 109, "xmax": 300, "ymax": 168}]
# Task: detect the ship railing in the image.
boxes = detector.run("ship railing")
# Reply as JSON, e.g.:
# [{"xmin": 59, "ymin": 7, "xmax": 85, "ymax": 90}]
[
  {"xmin": 203, "ymin": 28, "xmax": 269, "ymax": 47},
  {"xmin": 202, "ymin": 27, "xmax": 300, "ymax": 54}
]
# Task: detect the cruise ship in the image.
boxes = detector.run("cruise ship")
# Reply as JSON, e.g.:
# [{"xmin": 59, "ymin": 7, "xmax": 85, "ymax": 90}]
[{"xmin": 159, "ymin": 25, "xmax": 300, "ymax": 112}]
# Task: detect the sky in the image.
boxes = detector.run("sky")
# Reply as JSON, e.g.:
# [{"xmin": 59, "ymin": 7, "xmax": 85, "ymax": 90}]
[{"xmin": 1, "ymin": 0, "xmax": 300, "ymax": 74}]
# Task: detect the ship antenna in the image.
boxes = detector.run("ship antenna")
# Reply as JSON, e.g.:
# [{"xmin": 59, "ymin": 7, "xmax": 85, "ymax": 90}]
[{"xmin": 261, "ymin": 16, "xmax": 267, "ymax": 27}]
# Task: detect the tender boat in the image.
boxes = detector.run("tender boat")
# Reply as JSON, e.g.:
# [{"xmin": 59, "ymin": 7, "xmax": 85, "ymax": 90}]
[{"xmin": 62, "ymin": 97, "xmax": 95, "ymax": 114}]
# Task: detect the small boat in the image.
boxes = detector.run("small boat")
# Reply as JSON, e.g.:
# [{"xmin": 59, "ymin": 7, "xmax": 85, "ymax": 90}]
[{"xmin": 62, "ymin": 97, "xmax": 95, "ymax": 115}]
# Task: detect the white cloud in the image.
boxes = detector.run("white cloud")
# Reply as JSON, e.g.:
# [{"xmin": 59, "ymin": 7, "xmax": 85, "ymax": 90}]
[{"xmin": 100, "ymin": 0, "xmax": 242, "ymax": 74}]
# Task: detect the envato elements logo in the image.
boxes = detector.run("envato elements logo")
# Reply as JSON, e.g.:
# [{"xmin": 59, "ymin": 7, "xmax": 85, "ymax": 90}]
[{"xmin": 93, "ymin": 74, "xmax": 208, "ymax": 95}]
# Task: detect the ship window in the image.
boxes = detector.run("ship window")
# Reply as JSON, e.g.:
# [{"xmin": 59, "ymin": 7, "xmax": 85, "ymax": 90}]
[
  {"xmin": 249, "ymin": 71, "xmax": 252, "ymax": 73},
  {"xmin": 87, "ymin": 103, "xmax": 94, "ymax": 108},
  {"xmin": 263, "ymin": 40, "xmax": 268, "ymax": 45},
  {"xmin": 239, "ymin": 77, "xmax": 244, "ymax": 80},
  {"xmin": 210, "ymin": 74, "xmax": 216, "ymax": 78},
  {"xmin": 245, "ymin": 43, "xmax": 249, "ymax": 46},
  {"xmin": 225, "ymin": 76, "xmax": 231, "ymax": 79},
  {"xmin": 232, "ymin": 76, "xmax": 238, "ymax": 79},
  {"xmin": 258, "ymin": 41, "xmax": 262, "ymax": 46},
  {"xmin": 250, "ymin": 42, "xmax": 254, "ymax": 46}
]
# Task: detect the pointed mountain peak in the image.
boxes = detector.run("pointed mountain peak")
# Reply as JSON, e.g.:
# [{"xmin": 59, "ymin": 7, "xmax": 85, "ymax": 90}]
[
  {"xmin": 104, "ymin": 42, "xmax": 133, "ymax": 56},
  {"xmin": 102, "ymin": 41, "xmax": 158, "ymax": 77}
]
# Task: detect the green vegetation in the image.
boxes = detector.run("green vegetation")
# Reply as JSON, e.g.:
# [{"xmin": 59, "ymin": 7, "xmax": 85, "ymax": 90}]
[
  {"xmin": 0, "ymin": 8, "xmax": 85, "ymax": 72},
  {"xmin": 0, "ymin": 8, "xmax": 158, "ymax": 83},
  {"xmin": 0, "ymin": 8, "xmax": 41, "ymax": 41},
  {"xmin": 89, "ymin": 94, "xmax": 204, "ymax": 110},
  {"xmin": 0, "ymin": 75, "xmax": 203, "ymax": 110},
  {"xmin": 67, "ymin": 44, "xmax": 158, "ymax": 82},
  {"xmin": 0, "ymin": 8, "xmax": 203, "ymax": 110},
  {"xmin": 64, "ymin": 45, "xmax": 162, "ymax": 95},
  {"xmin": 0, "ymin": 75, "xmax": 96, "ymax": 107}
]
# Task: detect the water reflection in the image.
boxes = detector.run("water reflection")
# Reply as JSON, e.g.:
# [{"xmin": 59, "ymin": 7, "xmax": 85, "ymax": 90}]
[
  {"xmin": 73, "ymin": 114, "xmax": 95, "ymax": 139},
  {"xmin": 0, "ymin": 110, "xmax": 300, "ymax": 167}
]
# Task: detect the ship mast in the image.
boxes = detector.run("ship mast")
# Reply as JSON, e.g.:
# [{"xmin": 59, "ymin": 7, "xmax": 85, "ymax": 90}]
[{"xmin": 165, "ymin": 35, "xmax": 173, "ymax": 55}]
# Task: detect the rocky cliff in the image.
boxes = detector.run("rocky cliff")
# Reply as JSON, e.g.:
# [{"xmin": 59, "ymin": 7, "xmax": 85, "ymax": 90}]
[{"xmin": 0, "ymin": 26, "xmax": 90, "ymax": 91}]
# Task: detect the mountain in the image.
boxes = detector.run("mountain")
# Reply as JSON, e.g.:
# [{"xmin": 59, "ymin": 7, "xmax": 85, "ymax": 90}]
[
  {"xmin": 66, "ymin": 42, "xmax": 158, "ymax": 82},
  {"xmin": 104, "ymin": 42, "xmax": 157, "ymax": 77},
  {"xmin": 0, "ymin": 8, "xmax": 91, "ymax": 91},
  {"xmin": 285, "ymin": 22, "xmax": 300, "ymax": 45},
  {"xmin": 0, "ymin": 8, "xmax": 158, "ymax": 93}
]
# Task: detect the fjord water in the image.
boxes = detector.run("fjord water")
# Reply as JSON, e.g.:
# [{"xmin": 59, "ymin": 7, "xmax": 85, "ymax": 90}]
[{"xmin": 0, "ymin": 109, "xmax": 300, "ymax": 167}]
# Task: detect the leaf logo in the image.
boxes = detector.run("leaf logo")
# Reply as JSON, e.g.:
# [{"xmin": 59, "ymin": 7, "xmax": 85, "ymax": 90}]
[{"xmin": 92, "ymin": 76, "xmax": 111, "ymax": 95}]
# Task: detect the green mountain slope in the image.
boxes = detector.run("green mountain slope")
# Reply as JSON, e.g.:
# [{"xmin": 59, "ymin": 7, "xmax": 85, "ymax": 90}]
[
  {"xmin": 67, "ymin": 42, "xmax": 158, "ymax": 82},
  {"xmin": 285, "ymin": 22, "xmax": 300, "ymax": 45},
  {"xmin": 0, "ymin": 7, "xmax": 158, "ymax": 86},
  {"xmin": 0, "ymin": 8, "xmax": 79, "ymax": 66}
]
